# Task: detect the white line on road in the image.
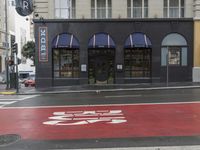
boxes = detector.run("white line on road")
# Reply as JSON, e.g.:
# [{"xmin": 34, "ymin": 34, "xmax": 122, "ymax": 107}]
[
  {"xmin": 2, "ymin": 101, "xmax": 200, "ymax": 109},
  {"xmin": 65, "ymin": 145, "xmax": 200, "ymax": 150},
  {"xmin": 0, "ymin": 101, "xmax": 17, "ymax": 105},
  {"xmin": 20, "ymin": 95, "xmax": 39, "ymax": 100},
  {"xmin": 105, "ymin": 95, "xmax": 142, "ymax": 98},
  {"xmin": 0, "ymin": 95, "xmax": 39, "ymax": 101},
  {"xmin": 0, "ymin": 99, "xmax": 23, "ymax": 101},
  {"xmin": 0, "ymin": 95, "xmax": 39, "ymax": 108}
]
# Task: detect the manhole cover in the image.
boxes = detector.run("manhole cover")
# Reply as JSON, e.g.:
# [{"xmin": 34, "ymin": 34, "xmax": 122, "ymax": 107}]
[{"xmin": 0, "ymin": 134, "xmax": 21, "ymax": 147}]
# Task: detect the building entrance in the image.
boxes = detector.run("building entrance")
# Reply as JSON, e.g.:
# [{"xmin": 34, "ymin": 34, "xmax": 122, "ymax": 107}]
[{"xmin": 88, "ymin": 49, "xmax": 115, "ymax": 84}]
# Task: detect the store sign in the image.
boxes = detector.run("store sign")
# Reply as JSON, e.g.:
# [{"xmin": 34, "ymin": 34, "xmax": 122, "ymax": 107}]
[
  {"xmin": 15, "ymin": 0, "xmax": 33, "ymax": 16},
  {"xmin": 39, "ymin": 27, "xmax": 48, "ymax": 62}
]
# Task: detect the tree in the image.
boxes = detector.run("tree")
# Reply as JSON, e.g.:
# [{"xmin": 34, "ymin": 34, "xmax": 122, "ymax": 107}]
[{"xmin": 22, "ymin": 41, "xmax": 35, "ymax": 65}]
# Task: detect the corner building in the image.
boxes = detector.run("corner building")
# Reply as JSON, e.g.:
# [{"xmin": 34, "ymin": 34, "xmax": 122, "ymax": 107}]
[{"xmin": 34, "ymin": 0, "xmax": 194, "ymax": 88}]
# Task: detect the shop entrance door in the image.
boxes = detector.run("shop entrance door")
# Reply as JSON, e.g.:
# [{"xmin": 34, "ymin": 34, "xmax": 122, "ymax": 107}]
[{"xmin": 88, "ymin": 49, "xmax": 115, "ymax": 84}]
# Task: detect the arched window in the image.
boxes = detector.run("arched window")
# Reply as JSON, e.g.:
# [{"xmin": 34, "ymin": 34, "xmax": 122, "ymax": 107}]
[
  {"xmin": 52, "ymin": 33, "xmax": 80, "ymax": 78},
  {"xmin": 124, "ymin": 33, "xmax": 152, "ymax": 78},
  {"xmin": 88, "ymin": 33, "xmax": 115, "ymax": 84},
  {"xmin": 161, "ymin": 33, "xmax": 187, "ymax": 66}
]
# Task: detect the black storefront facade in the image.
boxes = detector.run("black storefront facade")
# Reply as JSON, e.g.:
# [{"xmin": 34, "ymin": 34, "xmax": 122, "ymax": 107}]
[{"xmin": 34, "ymin": 19, "xmax": 193, "ymax": 88}]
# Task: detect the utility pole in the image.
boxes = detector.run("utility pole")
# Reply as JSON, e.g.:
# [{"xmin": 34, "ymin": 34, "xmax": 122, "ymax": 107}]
[
  {"xmin": 166, "ymin": 49, "xmax": 169, "ymax": 87},
  {"xmin": 5, "ymin": 0, "xmax": 9, "ymax": 89}
]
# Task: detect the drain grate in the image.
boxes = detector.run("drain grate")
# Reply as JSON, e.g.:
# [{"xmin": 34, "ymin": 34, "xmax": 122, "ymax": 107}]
[{"xmin": 0, "ymin": 134, "xmax": 21, "ymax": 147}]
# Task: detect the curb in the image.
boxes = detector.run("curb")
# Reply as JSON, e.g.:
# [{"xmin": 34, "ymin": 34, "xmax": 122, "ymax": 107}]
[
  {"xmin": 0, "ymin": 91, "xmax": 16, "ymax": 95},
  {"xmin": 15, "ymin": 85, "xmax": 200, "ymax": 95}
]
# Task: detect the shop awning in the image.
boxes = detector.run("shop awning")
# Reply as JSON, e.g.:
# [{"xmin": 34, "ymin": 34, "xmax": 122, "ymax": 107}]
[
  {"xmin": 52, "ymin": 33, "xmax": 79, "ymax": 49},
  {"xmin": 88, "ymin": 33, "xmax": 115, "ymax": 49},
  {"xmin": 125, "ymin": 33, "xmax": 152, "ymax": 48}
]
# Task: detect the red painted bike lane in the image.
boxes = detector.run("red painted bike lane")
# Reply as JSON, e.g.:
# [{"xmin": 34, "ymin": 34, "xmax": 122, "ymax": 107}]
[{"xmin": 0, "ymin": 103, "xmax": 200, "ymax": 140}]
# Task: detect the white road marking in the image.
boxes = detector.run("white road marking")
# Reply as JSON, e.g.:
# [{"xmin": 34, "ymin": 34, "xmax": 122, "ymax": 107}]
[
  {"xmin": 0, "ymin": 101, "xmax": 17, "ymax": 105},
  {"xmin": 1, "ymin": 101, "xmax": 200, "ymax": 109},
  {"xmin": 0, "ymin": 95, "xmax": 39, "ymax": 108},
  {"xmin": 0, "ymin": 99, "xmax": 24, "ymax": 101},
  {"xmin": 0, "ymin": 95, "xmax": 39, "ymax": 101},
  {"xmin": 65, "ymin": 145, "xmax": 200, "ymax": 150},
  {"xmin": 20, "ymin": 95, "xmax": 39, "ymax": 100},
  {"xmin": 105, "ymin": 95, "xmax": 142, "ymax": 98}
]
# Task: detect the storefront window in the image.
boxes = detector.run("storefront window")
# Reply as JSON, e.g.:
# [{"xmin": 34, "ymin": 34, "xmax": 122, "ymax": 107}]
[
  {"xmin": 127, "ymin": 0, "xmax": 148, "ymax": 18},
  {"xmin": 168, "ymin": 47, "xmax": 180, "ymax": 65},
  {"xmin": 53, "ymin": 49, "xmax": 79, "ymax": 78},
  {"xmin": 124, "ymin": 49, "xmax": 151, "ymax": 78},
  {"xmin": 161, "ymin": 33, "xmax": 187, "ymax": 66}
]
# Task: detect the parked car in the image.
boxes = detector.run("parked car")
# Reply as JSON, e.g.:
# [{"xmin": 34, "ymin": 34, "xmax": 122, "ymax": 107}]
[{"xmin": 24, "ymin": 76, "xmax": 35, "ymax": 87}]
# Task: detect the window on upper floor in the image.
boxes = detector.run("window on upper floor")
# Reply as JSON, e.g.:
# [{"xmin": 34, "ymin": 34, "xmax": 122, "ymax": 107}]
[
  {"xmin": 127, "ymin": 0, "xmax": 148, "ymax": 18},
  {"xmin": 54, "ymin": 0, "xmax": 75, "ymax": 19},
  {"xmin": 164, "ymin": 0, "xmax": 184, "ymax": 18},
  {"xmin": 8, "ymin": 0, "xmax": 15, "ymax": 6},
  {"xmin": 91, "ymin": 0, "xmax": 112, "ymax": 19}
]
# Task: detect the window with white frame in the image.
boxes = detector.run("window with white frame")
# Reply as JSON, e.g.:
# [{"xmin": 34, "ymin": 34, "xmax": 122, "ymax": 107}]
[
  {"xmin": 161, "ymin": 33, "xmax": 188, "ymax": 66},
  {"xmin": 91, "ymin": 0, "xmax": 112, "ymax": 19},
  {"xmin": 164, "ymin": 0, "xmax": 184, "ymax": 18},
  {"xmin": 127, "ymin": 0, "xmax": 148, "ymax": 18},
  {"xmin": 54, "ymin": 0, "xmax": 75, "ymax": 19}
]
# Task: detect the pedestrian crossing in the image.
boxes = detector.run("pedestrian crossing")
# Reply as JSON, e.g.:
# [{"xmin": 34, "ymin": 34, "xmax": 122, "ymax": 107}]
[{"xmin": 0, "ymin": 95, "xmax": 39, "ymax": 108}]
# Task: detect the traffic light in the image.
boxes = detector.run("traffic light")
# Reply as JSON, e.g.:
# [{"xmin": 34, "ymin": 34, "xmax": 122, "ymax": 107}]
[
  {"xmin": 11, "ymin": 43, "xmax": 18, "ymax": 54},
  {"xmin": 17, "ymin": 58, "xmax": 21, "ymax": 64}
]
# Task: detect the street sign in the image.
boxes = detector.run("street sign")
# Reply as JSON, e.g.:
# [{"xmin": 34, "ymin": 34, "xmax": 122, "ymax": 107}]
[
  {"xmin": 39, "ymin": 26, "xmax": 48, "ymax": 62},
  {"xmin": 15, "ymin": 0, "xmax": 33, "ymax": 16}
]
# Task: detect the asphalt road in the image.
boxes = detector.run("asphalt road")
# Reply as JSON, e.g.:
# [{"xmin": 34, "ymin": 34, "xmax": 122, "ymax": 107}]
[
  {"xmin": 1, "ymin": 88, "xmax": 200, "ymax": 150},
  {"xmin": 3, "ymin": 88, "xmax": 200, "ymax": 107}
]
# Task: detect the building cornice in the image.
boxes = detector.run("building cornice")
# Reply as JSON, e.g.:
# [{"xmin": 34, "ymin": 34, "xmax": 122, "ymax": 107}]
[{"xmin": 33, "ymin": 18, "xmax": 194, "ymax": 23}]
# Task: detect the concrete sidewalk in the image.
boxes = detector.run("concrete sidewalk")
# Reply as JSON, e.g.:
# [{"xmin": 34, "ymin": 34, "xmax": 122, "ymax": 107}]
[{"xmin": 1, "ymin": 82, "xmax": 200, "ymax": 95}]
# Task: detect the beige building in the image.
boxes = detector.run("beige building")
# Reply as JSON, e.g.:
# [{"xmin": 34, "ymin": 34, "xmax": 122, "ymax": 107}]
[
  {"xmin": 33, "ymin": 0, "xmax": 193, "ymax": 19},
  {"xmin": 194, "ymin": 0, "xmax": 200, "ymax": 82}
]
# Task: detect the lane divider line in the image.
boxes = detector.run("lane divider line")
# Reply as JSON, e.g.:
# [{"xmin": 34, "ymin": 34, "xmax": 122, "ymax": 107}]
[
  {"xmin": 1, "ymin": 101, "xmax": 200, "ymax": 109},
  {"xmin": 105, "ymin": 95, "xmax": 142, "ymax": 98}
]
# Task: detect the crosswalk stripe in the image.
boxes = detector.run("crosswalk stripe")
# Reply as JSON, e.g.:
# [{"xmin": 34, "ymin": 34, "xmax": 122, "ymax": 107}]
[
  {"xmin": 0, "ymin": 99, "xmax": 22, "ymax": 101},
  {"xmin": 0, "ymin": 95, "xmax": 39, "ymax": 101},
  {"xmin": 0, "ymin": 101, "xmax": 17, "ymax": 105}
]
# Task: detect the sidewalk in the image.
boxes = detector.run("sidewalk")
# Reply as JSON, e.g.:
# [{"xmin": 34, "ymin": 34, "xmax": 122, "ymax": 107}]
[{"xmin": 1, "ymin": 82, "xmax": 200, "ymax": 95}]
